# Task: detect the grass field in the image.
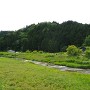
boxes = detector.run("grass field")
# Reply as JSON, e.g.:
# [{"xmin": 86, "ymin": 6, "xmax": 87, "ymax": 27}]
[
  {"xmin": 0, "ymin": 57, "xmax": 90, "ymax": 90},
  {"xmin": 0, "ymin": 51, "xmax": 90, "ymax": 69}
]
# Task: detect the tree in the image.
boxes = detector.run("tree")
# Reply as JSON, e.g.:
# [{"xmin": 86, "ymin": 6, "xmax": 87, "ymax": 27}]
[
  {"xmin": 0, "ymin": 21, "xmax": 90, "ymax": 52},
  {"xmin": 84, "ymin": 35, "xmax": 90, "ymax": 46}
]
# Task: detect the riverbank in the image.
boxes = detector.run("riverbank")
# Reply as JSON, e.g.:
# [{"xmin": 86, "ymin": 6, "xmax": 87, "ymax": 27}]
[{"xmin": 24, "ymin": 60, "xmax": 90, "ymax": 74}]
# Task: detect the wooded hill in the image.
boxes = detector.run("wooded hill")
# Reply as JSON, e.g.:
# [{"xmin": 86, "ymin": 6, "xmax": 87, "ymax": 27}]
[{"xmin": 0, "ymin": 20, "xmax": 90, "ymax": 52}]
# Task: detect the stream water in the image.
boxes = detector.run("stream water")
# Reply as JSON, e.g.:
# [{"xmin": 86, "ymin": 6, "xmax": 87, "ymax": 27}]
[{"xmin": 24, "ymin": 60, "xmax": 90, "ymax": 74}]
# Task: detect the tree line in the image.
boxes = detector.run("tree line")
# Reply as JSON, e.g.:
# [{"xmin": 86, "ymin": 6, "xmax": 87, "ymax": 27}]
[{"xmin": 0, "ymin": 20, "xmax": 90, "ymax": 52}]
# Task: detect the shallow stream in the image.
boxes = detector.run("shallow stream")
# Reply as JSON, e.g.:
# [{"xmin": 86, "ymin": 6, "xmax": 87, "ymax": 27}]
[{"xmin": 24, "ymin": 60, "xmax": 90, "ymax": 74}]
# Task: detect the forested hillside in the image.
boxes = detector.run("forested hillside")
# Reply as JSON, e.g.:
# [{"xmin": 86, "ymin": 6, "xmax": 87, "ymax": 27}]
[{"xmin": 0, "ymin": 20, "xmax": 90, "ymax": 52}]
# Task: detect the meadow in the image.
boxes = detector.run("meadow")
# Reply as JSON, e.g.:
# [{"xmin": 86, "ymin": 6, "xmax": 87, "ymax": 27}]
[
  {"xmin": 0, "ymin": 57, "xmax": 90, "ymax": 90},
  {"xmin": 0, "ymin": 51, "xmax": 90, "ymax": 69}
]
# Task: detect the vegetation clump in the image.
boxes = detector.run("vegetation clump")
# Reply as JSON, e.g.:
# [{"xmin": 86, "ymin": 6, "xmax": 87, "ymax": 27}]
[
  {"xmin": 66, "ymin": 45, "xmax": 82, "ymax": 56},
  {"xmin": 26, "ymin": 50, "xmax": 31, "ymax": 53},
  {"xmin": 85, "ymin": 51, "xmax": 90, "ymax": 59},
  {"xmin": 84, "ymin": 35, "xmax": 90, "ymax": 46}
]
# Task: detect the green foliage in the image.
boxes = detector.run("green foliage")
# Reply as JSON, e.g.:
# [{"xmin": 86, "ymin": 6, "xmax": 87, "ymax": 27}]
[
  {"xmin": 66, "ymin": 45, "xmax": 82, "ymax": 56},
  {"xmin": 38, "ymin": 51, "xmax": 44, "ymax": 53},
  {"xmin": 45, "ymin": 54, "xmax": 55, "ymax": 57},
  {"xmin": 26, "ymin": 50, "xmax": 30, "ymax": 53},
  {"xmin": 32, "ymin": 50, "xmax": 38, "ymax": 53},
  {"xmin": 1, "ymin": 51, "xmax": 90, "ymax": 69},
  {"xmin": 85, "ymin": 51, "xmax": 90, "ymax": 59},
  {"xmin": 84, "ymin": 35, "xmax": 90, "ymax": 46},
  {"xmin": 0, "ymin": 21, "xmax": 90, "ymax": 52},
  {"xmin": 61, "ymin": 46, "xmax": 67, "ymax": 52}
]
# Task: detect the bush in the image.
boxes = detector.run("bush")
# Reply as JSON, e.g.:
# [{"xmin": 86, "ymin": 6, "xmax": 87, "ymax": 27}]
[
  {"xmin": 32, "ymin": 50, "xmax": 38, "ymax": 53},
  {"xmin": 66, "ymin": 45, "xmax": 82, "ymax": 56},
  {"xmin": 38, "ymin": 51, "xmax": 44, "ymax": 53},
  {"xmin": 85, "ymin": 51, "xmax": 90, "ymax": 59},
  {"xmin": 26, "ymin": 50, "xmax": 31, "ymax": 53}
]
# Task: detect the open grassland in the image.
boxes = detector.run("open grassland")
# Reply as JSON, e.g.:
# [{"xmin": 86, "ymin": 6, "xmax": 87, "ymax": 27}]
[
  {"xmin": 0, "ymin": 57, "xmax": 90, "ymax": 90},
  {"xmin": 0, "ymin": 51, "xmax": 90, "ymax": 69}
]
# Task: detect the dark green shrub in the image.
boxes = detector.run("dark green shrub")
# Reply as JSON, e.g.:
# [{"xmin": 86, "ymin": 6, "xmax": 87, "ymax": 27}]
[
  {"xmin": 61, "ymin": 46, "xmax": 67, "ymax": 52},
  {"xmin": 84, "ymin": 35, "xmax": 90, "ymax": 46}
]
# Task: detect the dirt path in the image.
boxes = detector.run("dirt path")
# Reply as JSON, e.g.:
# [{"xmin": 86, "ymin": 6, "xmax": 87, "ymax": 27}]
[{"xmin": 24, "ymin": 60, "xmax": 90, "ymax": 74}]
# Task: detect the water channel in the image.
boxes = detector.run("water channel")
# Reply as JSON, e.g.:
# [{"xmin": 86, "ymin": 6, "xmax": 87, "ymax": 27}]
[{"xmin": 24, "ymin": 60, "xmax": 90, "ymax": 74}]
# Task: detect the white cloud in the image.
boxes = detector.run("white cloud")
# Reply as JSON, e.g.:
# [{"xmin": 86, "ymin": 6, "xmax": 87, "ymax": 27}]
[{"xmin": 0, "ymin": 0, "xmax": 90, "ymax": 30}]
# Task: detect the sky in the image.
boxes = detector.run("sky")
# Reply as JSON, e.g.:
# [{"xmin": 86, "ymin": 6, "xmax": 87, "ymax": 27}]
[{"xmin": 0, "ymin": 0, "xmax": 90, "ymax": 31}]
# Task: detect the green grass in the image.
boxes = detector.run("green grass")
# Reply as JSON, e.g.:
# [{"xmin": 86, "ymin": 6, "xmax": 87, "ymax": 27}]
[
  {"xmin": 0, "ymin": 57, "xmax": 90, "ymax": 90},
  {"xmin": 0, "ymin": 51, "xmax": 90, "ymax": 68}
]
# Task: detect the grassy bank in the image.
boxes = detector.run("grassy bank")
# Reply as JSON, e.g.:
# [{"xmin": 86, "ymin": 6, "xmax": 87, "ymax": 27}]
[
  {"xmin": 0, "ymin": 51, "xmax": 90, "ymax": 69},
  {"xmin": 0, "ymin": 57, "xmax": 90, "ymax": 90}
]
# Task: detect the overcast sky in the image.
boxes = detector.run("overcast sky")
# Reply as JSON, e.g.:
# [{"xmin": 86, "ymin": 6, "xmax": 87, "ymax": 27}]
[{"xmin": 0, "ymin": 0, "xmax": 90, "ymax": 31}]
